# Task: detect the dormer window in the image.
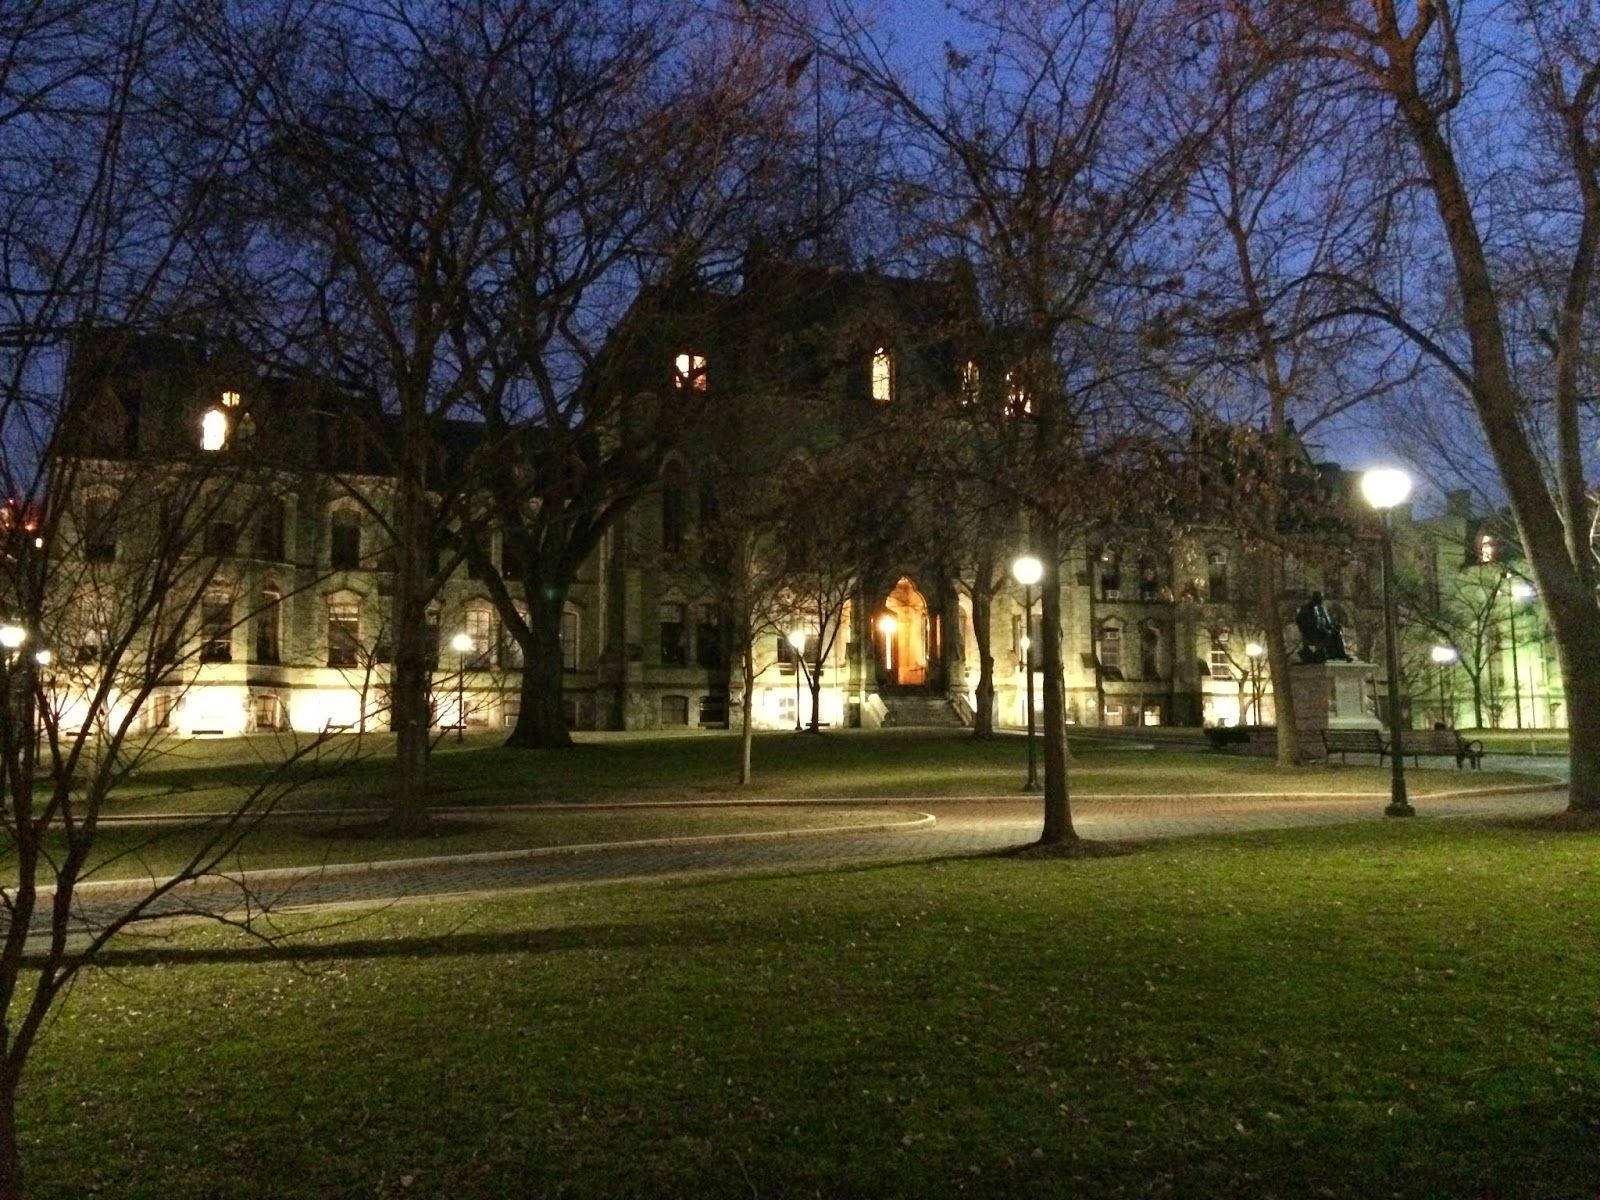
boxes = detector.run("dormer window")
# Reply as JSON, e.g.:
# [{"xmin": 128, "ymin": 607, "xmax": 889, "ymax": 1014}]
[
  {"xmin": 871, "ymin": 347, "xmax": 894, "ymax": 403},
  {"xmin": 221, "ymin": 390, "xmax": 241, "ymax": 408},
  {"xmin": 1005, "ymin": 371, "xmax": 1033, "ymax": 416},
  {"xmin": 1477, "ymin": 534, "xmax": 1495, "ymax": 564},
  {"xmin": 674, "ymin": 352, "xmax": 707, "ymax": 391},
  {"xmin": 200, "ymin": 408, "xmax": 227, "ymax": 452},
  {"xmin": 960, "ymin": 360, "xmax": 980, "ymax": 405}
]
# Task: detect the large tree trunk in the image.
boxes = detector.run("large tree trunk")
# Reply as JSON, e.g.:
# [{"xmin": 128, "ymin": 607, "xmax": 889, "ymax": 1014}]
[
  {"xmin": 0, "ymin": 1066, "xmax": 23, "ymax": 1200},
  {"xmin": 1255, "ymin": 555, "xmax": 1300, "ymax": 764},
  {"xmin": 505, "ymin": 591, "xmax": 573, "ymax": 748},
  {"xmin": 389, "ymin": 417, "xmax": 432, "ymax": 835},
  {"xmin": 739, "ymin": 632, "xmax": 755, "ymax": 784},
  {"xmin": 1037, "ymin": 520, "xmax": 1076, "ymax": 844},
  {"xmin": 970, "ymin": 566, "xmax": 995, "ymax": 739}
]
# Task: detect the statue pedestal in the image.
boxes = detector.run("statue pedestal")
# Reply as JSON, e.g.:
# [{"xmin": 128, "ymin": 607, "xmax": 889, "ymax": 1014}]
[{"xmin": 1289, "ymin": 661, "xmax": 1380, "ymax": 731}]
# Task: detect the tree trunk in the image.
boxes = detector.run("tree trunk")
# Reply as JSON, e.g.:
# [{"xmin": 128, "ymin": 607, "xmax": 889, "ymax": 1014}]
[
  {"xmin": 389, "ymin": 430, "xmax": 432, "ymax": 835},
  {"xmin": 505, "ymin": 592, "xmax": 572, "ymax": 748},
  {"xmin": 1038, "ymin": 521, "xmax": 1076, "ymax": 844},
  {"xmin": 0, "ymin": 1070, "xmax": 23, "ymax": 1200},
  {"xmin": 1471, "ymin": 672, "xmax": 1484, "ymax": 730},
  {"xmin": 739, "ymin": 633, "xmax": 755, "ymax": 784},
  {"xmin": 970, "ymin": 569, "xmax": 995, "ymax": 739},
  {"xmin": 1546, "ymin": 597, "xmax": 1600, "ymax": 809},
  {"xmin": 1256, "ymin": 554, "xmax": 1300, "ymax": 764}
]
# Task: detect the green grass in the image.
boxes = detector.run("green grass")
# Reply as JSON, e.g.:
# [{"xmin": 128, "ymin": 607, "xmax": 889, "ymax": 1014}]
[
  {"xmin": 100, "ymin": 729, "xmax": 1549, "ymax": 816},
  {"xmin": 1472, "ymin": 729, "xmax": 1570, "ymax": 755},
  {"xmin": 19, "ymin": 819, "xmax": 1600, "ymax": 1198},
  {"xmin": 39, "ymin": 806, "xmax": 910, "ymax": 883}
]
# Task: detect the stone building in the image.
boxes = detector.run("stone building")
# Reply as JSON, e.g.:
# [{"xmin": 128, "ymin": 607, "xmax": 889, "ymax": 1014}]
[{"xmin": 42, "ymin": 259, "xmax": 1559, "ymax": 739}]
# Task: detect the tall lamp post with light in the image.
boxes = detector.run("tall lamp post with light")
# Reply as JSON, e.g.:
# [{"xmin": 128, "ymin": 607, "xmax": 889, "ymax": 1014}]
[
  {"xmin": 1361, "ymin": 466, "xmax": 1414, "ymax": 817},
  {"xmin": 1430, "ymin": 644, "xmax": 1458, "ymax": 726},
  {"xmin": 1011, "ymin": 555, "xmax": 1042, "ymax": 791},
  {"xmin": 787, "ymin": 629, "xmax": 808, "ymax": 732},
  {"xmin": 1244, "ymin": 641, "xmax": 1266, "ymax": 724},
  {"xmin": 449, "ymin": 631, "xmax": 472, "ymax": 743}
]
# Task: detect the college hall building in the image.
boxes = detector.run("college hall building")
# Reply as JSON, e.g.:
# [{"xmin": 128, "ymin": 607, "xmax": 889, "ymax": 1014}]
[{"xmin": 42, "ymin": 256, "xmax": 1565, "ymax": 739}]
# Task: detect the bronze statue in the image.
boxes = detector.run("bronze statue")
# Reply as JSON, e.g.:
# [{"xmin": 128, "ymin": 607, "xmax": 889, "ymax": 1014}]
[{"xmin": 1295, "ymin": 591, "xmax": 1350, "ymax": 664}]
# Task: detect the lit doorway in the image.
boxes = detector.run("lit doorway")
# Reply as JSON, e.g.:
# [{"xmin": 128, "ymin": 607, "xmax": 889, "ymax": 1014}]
[{"xmin": 880, "ymin": 577, "xmax": 930, "ymax": 686}]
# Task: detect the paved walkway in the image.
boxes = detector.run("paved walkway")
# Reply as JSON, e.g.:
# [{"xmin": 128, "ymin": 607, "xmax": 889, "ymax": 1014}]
[{"xmin": 27, "ymin": 773, "xmax": 1570, "ymax": 940}]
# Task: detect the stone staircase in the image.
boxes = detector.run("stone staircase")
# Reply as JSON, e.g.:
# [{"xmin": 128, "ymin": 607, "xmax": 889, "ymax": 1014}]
[{"xmin": 879, "ymin": 691, "xmax": 966, "ymax": 728}]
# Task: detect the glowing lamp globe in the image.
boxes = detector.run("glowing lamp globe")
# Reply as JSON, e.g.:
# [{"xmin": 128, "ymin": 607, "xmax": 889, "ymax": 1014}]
[
  {"xmin": 1430, "ymin": 645, "xmax": 1458, "ymax": 666},
  {"xmin": 786, "ymin": 629, "xmax": 807, "ymax": 652},
  {"xmin": 0, "ymin": 625, "xmax": 25, "ymax": 651},
  {"xmin": 1011, "ymin": 555, "xmax": 1043, "ymax": 587},
  {"xmin": 1360, "ymin": 467, "xmax": 1412, "ymax": 511},
  {"xmin": 1511, "ymin": 580, "xmax": 1535, "ymax": 602},
  {"xmin": 34, "ymin": 649, "xmax": 52, "ymax": 667},
  {"xmin": 876, "ymin": 615, "xmax": 898, "ymax": 636},
  {"xmin": 450, "ymin": 632, "xmax": 473, "ymax": 654},
  {"xmin": 1245, "ymin": 641, "xmax": 1264, "ymax": 659}
]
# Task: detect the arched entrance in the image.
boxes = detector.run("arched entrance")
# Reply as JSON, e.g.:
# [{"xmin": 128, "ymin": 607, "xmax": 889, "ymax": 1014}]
[{"xmin": 878, "ymin": 577, "xmax": 931, "ymax": 687}]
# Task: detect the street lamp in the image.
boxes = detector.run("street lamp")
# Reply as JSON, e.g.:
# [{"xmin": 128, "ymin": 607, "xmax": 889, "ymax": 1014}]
[
  {"xmin": 449, "ymin": 631, "xmax": 472, "ymax": 743},
  {"xmin": 1505, "ymin": 575, "xmax": 1535, "ymax": 731},
  {"xmin": 1430, "ymin": 644, "xmax": 1458, "ymax": 727},
  {"xmin": 1361, "ymin": 466, "xmax": 1414, "ymax": 817},
  {"xmin": 876, "ymin": 613, "xmax": 898, "ymax": 677},
  {"xmin": 1012, "ymin": 554, "xmax": 1043, "ymax": 792},
  {"xmin": 0, "ymin": 624, "xmax": 25, "ymax": 662},
  {"xmin": 1244, "ymin": 640, "xmax": 1265, "ymax": 725},
  {"xmin": 787, "ymin": 628, "xmax": 808, "ymax": 732}
]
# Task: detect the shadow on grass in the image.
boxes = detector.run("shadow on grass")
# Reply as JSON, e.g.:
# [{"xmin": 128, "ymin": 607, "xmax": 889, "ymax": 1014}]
[{"xmin": 1483, "ymin": 810, "xmax": 1600, "ymax": 833}]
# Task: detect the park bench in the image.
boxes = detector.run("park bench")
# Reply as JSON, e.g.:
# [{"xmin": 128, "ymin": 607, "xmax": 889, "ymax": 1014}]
[
  {"xmin": 1319, "ymin": 728, "xmax": 1386, "ymax": 764},
  {"xmin": 1397, "ymin": 728, "xmax": 1485, "ymax": 770}
]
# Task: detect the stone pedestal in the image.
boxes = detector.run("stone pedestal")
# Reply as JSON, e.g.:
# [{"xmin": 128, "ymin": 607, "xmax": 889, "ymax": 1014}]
[{"xmin": 1289, "ymin": 660, "xmax": 1380, "ymax": 731}]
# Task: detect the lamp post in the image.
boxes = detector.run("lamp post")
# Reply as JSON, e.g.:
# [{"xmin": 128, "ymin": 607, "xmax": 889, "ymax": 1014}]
[
  {"xmin": 1244, "ymin": 640, "xmax": 1265, "ymax": 725},
  {"xmin": 787, "ymin": 629, "xmax": 807, "ymax": 732},
  {"xmin": 1505, "ymin": 575, "xmax": 1534, "ymax": 730},
  {"xmin": 450, "ymin": 631, "xmax": 472, "ymax": 742},
  {"xmin": 876, "ymin": 613, "xmax": 898, "ymax": 680},
  {"xmin": 1011, "ymin": 555, "xmax": 1043, "ymax": 792},
  {"xmin": 0, "ymin": 624, "xmax": 24, "ymax": 664},
  {"xmin": 1430, "ymin": 644, "xmax": 1458, "ymax": 727},
  {"xmin": 1361, "ymin": 467, "xmax": 1414, "ymax": 817}
]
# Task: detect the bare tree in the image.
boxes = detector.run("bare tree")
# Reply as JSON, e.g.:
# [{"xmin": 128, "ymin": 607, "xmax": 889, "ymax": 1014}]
[
  {"xmin": 0, "ymin": 6, "xmax": 373, "ymax": 1192},
  {"xmin": 833, "ymin": 0, "xmax": 1217, "ymax": 843},
  {"xmin": 1236, "ymin": 1, "xmax": 1600, "ymax": 811}
]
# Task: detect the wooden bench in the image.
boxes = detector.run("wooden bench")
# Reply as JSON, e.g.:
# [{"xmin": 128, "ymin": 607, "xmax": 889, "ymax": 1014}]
[
  {"xmin": 1400, "ymin": 729, "xmax": 1485, "ymax": 770},
  {"xmin": 1320, "ymin": 728, "xmax": 1386, "ymax": 764}
]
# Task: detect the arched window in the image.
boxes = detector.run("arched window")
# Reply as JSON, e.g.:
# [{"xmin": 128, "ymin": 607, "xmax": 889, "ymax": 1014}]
[
  {"xmin": 199, "ymin": 408, "xmax": 227, "ymax": 452},
  {"xmin": 1207, "ymin": 551, "xmax": 1228, "ymax": 603},
  {"xmin": 254, "ymin": 586, "xmax": 281, "ymax": 664},
  {"xmin": 1097, "ymin": 620, "xmax": 1123, "ymax": 679},
  {"xmin": 1140, "ymin": 621, "xmax": 1162, "ymax": 680},
  {"xmin": 871, "ymin": 346, "xmax": 894, "ymax": 403},
  {"xmin": 330, "ymin": 506, "xmax": 361, "ymax": 570}
]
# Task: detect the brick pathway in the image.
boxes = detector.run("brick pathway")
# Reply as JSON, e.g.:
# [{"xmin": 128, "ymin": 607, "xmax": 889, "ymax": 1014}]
[{"xmin": 25, "ymin": 775, "xmax": 1570, "ymax": 940}]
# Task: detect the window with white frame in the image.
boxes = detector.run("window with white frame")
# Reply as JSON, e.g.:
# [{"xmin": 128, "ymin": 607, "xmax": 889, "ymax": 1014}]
[
  {"xmin": 464, "ymin": 605, "xmax": 493, "ymax": 669},
  {"xmin": 1209, "ymin": 635, "xmax": 1232, "ymax": 680},
  {"xmin": 1097, "ymin": 620, "xmax": 1123, "ymax": 678},
  {"xmin": 327, "ymin": 598, "xmax": 361, "ymax": 668},
  {"xmin": 674, "ymin": 352, "xmax": 707, "ymax": 391}
]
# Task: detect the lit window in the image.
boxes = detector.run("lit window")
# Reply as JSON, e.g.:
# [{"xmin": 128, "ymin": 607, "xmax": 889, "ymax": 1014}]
[
  {"xmin": 1005, "ymin": 371, "xmax": 1032, "ymax": 415},
  {"xmin": 1478, "ymin": 534, "xmax": 1495, "ymax": 564},
  {"xmin": 200, "ymin": 408, "xmax": 227, "ymax": 452},
  {"xmin": 960, "ymin": 360, "xmax": 980, "ymax": 405},
  {"xmin": 674, "ymin": 352, "xmax": 707, "ymax": 391},
  {"xmin": 1210, "ymin": 635, "xmax": 1232, "ymax": 680},
  {"xmin": 221, "ymin": 390, "xmax": 241, "ymax": 408},
  {"xmin": 871, "ymin": 347, "xmax": 894, "ymax": 403},
  {"xmin": 464, "ymin": 606, "xmax": 493, "ymax": 669},
  {"xmin": 328, "ymin": 599, "xmax": 360, "ymax": 668}
]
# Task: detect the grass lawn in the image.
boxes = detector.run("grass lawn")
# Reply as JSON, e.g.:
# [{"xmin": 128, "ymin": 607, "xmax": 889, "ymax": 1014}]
[
  {"xmin": 100, "ymin": 729, "xmax": 1551, "ymax": 816},
  {"xmin": 32, "ymin": 806, "xmax": 911, "ymax": 883},
  {"xmin": 1473, "ymin": 729, "xmax": 1570, "ymax": 756},
  {"xmin": 19, "ymin": 818, "xmax": 1600, "ymax": 1198}
]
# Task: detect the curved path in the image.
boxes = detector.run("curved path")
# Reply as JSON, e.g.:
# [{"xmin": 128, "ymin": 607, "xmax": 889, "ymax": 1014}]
[{"xmin": 29, "ymin": 770, "xmax": 1570, "ymax": 940}]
